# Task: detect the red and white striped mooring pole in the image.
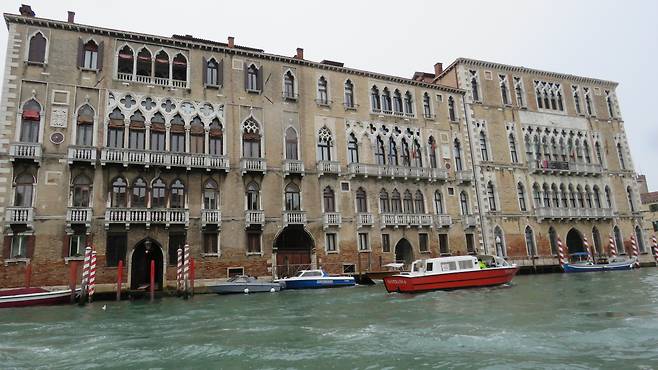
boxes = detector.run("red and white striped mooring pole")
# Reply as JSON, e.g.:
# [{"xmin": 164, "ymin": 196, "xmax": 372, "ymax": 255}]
[
  {"xmin": 630, "ymin": 235, "xmax": 640, "ymax": 268},
  {"xmin": 608, "ymin": 234, "xmax": 617, "ymax": 259},
  {"xmin": 557, "ymin": 236, "xmax": 567, "ymax": 266},
  {"xmin": 79, "ymin": 246, "xmax": 92, "ymax": 304},
  {"xmin": 651, "ymin": 235, "xmax": 658, "ymax": 265},
  {"xmin": 183, "ymin": 244, "xmax": 190, "ymax": 298},
  {"xmin": 88, "ymin": 250, "xmax": 97, "ymax": 302},
  {"xmin": 177, "ymin": 247, "xmax": 183, "ymax": 294},
  {"xmin": 583, "ymin": 237, "xmax": 593, "ymax": 263}
]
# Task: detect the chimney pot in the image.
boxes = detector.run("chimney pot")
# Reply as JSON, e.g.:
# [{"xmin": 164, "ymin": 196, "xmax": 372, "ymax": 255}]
[
  {"xmin": 296, "ymin": 48, "xmax": 304, "ymax": 59},
  {"xmin": 434, "ymin": 62, "xmax": 443, "ymax": 76},
  {"xmin": 227, "ymin": 36, "xmax": 235, "ymax": 48},
  {"xmin": 67, "ymin": 11, "xmax": 75, "ymax": 23},
  {"xmin": 19, "ymin": 4, "xmax": 35, "ymax": 17}
]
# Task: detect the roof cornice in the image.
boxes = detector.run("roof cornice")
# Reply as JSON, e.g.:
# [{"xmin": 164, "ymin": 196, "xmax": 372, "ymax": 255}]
[
  {"xmin": 437, "ymin": 57, "xmax": 618, "ymax": 87},
  {"xmin": 4, "ymin": 13, "xmax": 464, "ymax": 95}
]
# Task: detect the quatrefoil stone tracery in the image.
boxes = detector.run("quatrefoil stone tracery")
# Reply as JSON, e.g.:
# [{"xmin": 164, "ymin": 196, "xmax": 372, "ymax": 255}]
[
  {"xmin": 120, "ymin": 95, "xmax": 136, "ymax": 109},
  {"xmin": 141, "ymin": 97, "xmax": 155, "ymax": 110},
  {"xmin": 161, "ymin": 99, "xmax": 176, "ymax": 113}
]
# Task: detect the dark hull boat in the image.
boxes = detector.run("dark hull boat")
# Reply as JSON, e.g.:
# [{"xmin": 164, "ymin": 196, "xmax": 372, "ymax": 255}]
[
  {"xmin": 0, "ymin": 287, "xmax": 78, "ymax": 308},
  {"xmin": 562, "ymin": 258, "xmax": 637, "ymax": 273}
]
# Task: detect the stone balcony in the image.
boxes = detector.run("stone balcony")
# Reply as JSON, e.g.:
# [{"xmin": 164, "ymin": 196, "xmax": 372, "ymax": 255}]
[
  {"xmin": 245, "ymin": 210, "xmax": 265, "ymax": 228},
  {"xmin": 201, "ymin": 209, "xmax": 222, "ymax": 229},
  {"xmin": 100, "ymin": 147, "xmax": 229, "ymax": 171},
  {"xmin": 5, "ymin": 207, "xmax": 34, "ymax": 227},
  {"xmin": 283, "ymin": 210, "xmax": 307, "ymax": 226},
  {"xmin": 529, "ymin": 160, "xmax": 602, "ymax": 176},
  {"xmin": 535, "ymin": 206, "xmax": 614, "ymax": 221},
  {"xmin": 104, "ymin": 208, "xmax": 189, "ymax": 229},
  {"xmin": 283, "ymin": 160, "xmax": 305, "ymax": 176},
  {"xmin": 9, "ymin": 143, "xmax": 42, "ymax": 164},
  {"xmin": 347, "ymin": 163, "xmax": 447, "ymax": 182},
  {"xmin": 455, "ymin": 170, "xmax": 474, "ymax": 183},
  {"xmin": 240, "ymin": 158, "xmax": 267, "ymax": 175},
  {"xmin": 462, "ymin": 214, "xmax": 478, "ymax": 229},
  {"xmin": 434, "ymin": 214, "xmax": 453, "ymax": 228},
  {"xmin": 316, "ymin": 161, "xmax": 341, "ymax": 176},
  {"xmin": 67, "ymin": 146, "xmax": 97, "ymax": 165},
  {"xmin": 323, "ymin": 212, "xmax": 342, "ymax": 229},
  {"xmin": 66, "ymin": 207, "xmax": 92, "ymax": 227},
  {"xmin": 117, "ymin": 72, "xmax": 188, "ymax": 89},
  {"xmin": 356, "ymin": 212, "xmax": 374, "ymax": 227},
  {"xmin": 380, "ymin": 213, "xmax": 434, "ymax": 228}
]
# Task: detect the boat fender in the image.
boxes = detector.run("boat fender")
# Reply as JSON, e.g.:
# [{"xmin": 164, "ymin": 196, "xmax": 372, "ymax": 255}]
[
  {"xmin": 244, "ymin": 288, "xmax": 250, "ymax": 294},
  {"xmin": 270, "ymin": 288, "xmax": 276, "ymax": 293}
]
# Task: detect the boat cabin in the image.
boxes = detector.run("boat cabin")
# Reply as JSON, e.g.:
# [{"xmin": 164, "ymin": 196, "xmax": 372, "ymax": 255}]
[
  {"xmin": 294, "ymin": 270, "xmax": 327, "ymax": 278},
  {"xmin": 409, "ymin": 255, "xmax": 510, "ymax": 276}
]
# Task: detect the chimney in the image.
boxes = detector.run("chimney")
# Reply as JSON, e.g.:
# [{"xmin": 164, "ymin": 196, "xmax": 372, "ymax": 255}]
[
  {"xmin": 295, "ymin": 48, "xmax": 304, "ymax": 60},
  {"xmin": 19, "ymin": 4, "xmax": 35, "ymax": 17},
  {"xmin": 227, "ymin": 36, "xmax": 235, "ymax": 48},
  {"xmin": 67, "ymin": 11, "xmax": 75, "ymax": 23},
  {"xmin": 434, "ymin": 62, "xmax": 443, "ymax": 76}
]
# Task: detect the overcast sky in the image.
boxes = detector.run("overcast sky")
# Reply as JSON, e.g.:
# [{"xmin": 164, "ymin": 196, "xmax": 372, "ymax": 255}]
[{"xmin": 1, "ymin": 0, "xmax": 656, "ymax": 189}]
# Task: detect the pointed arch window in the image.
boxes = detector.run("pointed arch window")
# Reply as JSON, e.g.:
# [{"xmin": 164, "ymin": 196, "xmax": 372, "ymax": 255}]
[
  {"xmin": 525, "ymin": 226, "xmax": 536, "ymax": 256},
  {"xmin": 117, "ymin": 45, "xmax": 134, "ymax": 74},
  {"xmin": 128, "ymin": 111, "xmax": 146, "ymax": 150},
  {"xmin": 107, "ymin": 108, "xmax": 125, "ymax": 148},
  {"xmin": 403, "ymin": 190, "xmax": 414, "ymax": 214},
  {"xmin": 246, "ymin": 182, "xmax": 260, "ymax": 210},
  {"xmin": 190, "ymin": 116, "xmax": 205, "ymax": 154},
  {"xmin": 401, "ymin": 139, "xmax": 411, "ymax": 167},
  {"xmin": 460, "ymin": 191, "xmax": 469, "ymax": 215},
  {"xmin": 617, "ymin": 143, "xmax": 626, "ymax": 170},
  {"xmin": 20, "ymin": 99, "xmax": 41, "ymax": 143},
  {"xmin": 172, "ymin": 53, "xmax": 187, "ymax": 82},
  {"xmin": 317, "ymin": 77, "xmax": 329, "ymax": 105},
  {"xmin": 576, "ymin": 186, "xmax": 585, "ymax": 208},
  {"xmin": 514, "ymin": 77, "xmax": 525, "ymax": 107},
  {"xmin": 454, "ymin": 139, "xmax": 463, "ymax": 171},
  {"xmin": 344, "ymin": 80, "xmax": 354, "ymax": 108},
  {"xmin": 317, "ymin": 127, "xmax": 333, "ymax": 161},
  {"xmin": 151, "ymin": 178, "xmax": 167, "ymax": 208},
  {"xmin": 614, "ymin": 226, "xmax": 625, "ymax": 254},
  {"xmin": 76, "ymin": 104, "xmax": 94, "ymax": 146},
  {"xmin": 28, "ymin": 32, "xmax": 47, "ymax": 63},
  {"xmin": 500, "ymin": 75, "xmax": 510, "ymax": 105},
  {"xmin": 595, "ymin": 141, "xmax": 603, "ymax": 165},
  {"xmin": 82, "ymin": 40, "xmax": 98, "ymax": 69},
  {"xmin": 284, "ymin": 71, "xmax": 295, "ymax": 99},
  {"xmin": 404, "ymin": 91, "xmax": 413, "ymax": 115},
  {"xmin": 533, "ymin": 183, "xmax": 542, "ymax": 208},
  {"xmin": 285, "ymin": 183, "xmax": 301, "ymax": 211},
  {"xmin": 131, "ymin": 177, "xmax": 147, "ymax": 207},
  {"xmin": 208, "ymin": 118, "xmax": 223, "ymax": 156},
  {"xmin": 347, "ymin": 133, "xmax": 359, "ymax": 164},
  {"xmin": 517, "ymin": 183, "xmax": 527, "ymax": 211},
  {"xmin": 242, "ymin": 118, "xmax": 261, "ymax": 158},
  {"xmin": 448, "ymin": 96, "xmax": 457, "ymax": 121},
  {"xmin": 388, "ymin": 138, "xmax": 398, "ymax": 166},
  {"xmin": 356, "ymin": 187, "xmax": 368, "ymax": 213},
  {"xmin": 323, "ymin": 186, "xmax": 336, "ymax": 212},
  {"xmin": 170, "ymin": 177, "xmax": 185, "ymax": 209},
  {"xmin": 206, "ymin": 58, "xmax": 219, "ymax": 86},
  {"xmin": 203, "ymin": 180, "xmax": 218, "ymax": 210},
  {"xmin": 560, "ymin": 184, "xmax": 568, "ymax": 207},
  {"xmin": 494, "ymin": 227, "xmax": 506, "ymax": 257},
  {"xmin": 393, "ymin": 89, "xmax": 403, "ymax": 114},
  {"xmin": 150, "ymin": 112, "xmax": 166, "ymax": 151},
  {"xmin": 414, "ymin": 190, "xmax": 425, "ymax": 213},
  {"xmin": 14, "ymin": 173, "xmax": 35, "ymax": 207},
  {"xmin": 572, "ymin": 85, "xmax": 582, "ymax": 114},
  {"xmin": 606, "ymin": 90, "xmax": 615, "ymax": 118},
  {"xmin": 551, "ymin": 184, "xmax": 559, "ymax": 207},
  {"xmin": 136, "ymin": 48, "xmax": 152, "ymax": 77},
  {"xmin": 487, "ymin": 182, "xmax": 497, "ymax": 211},
  {"xmin": 110, "ymin": 177, "xmax": 127, "ymax": 207},
  {"xmin": 246, "ymin": 64, "xmax": 259, "ymax": 91},
  {"xmin": 584, "ymin": 88, "xmax": 593, "ymax": 115},
  {"xmin": 543, "ymin": 183, "xmax": 551, "ymax": 207},
  {"xmin": 627, "ymin": 186, "xmax": 635, "ymax": 212},
  {"xmin": 604, "ymin": 186, "xmax": 612, "ymax": 208},
  {"xmin": 428, "ymin": 136, "xmax": 437, "ymax": 169},
  {"xmin": 375, "ymin": 136, "xmax": 386, "ymax": 165},
  {"xmin": 379, "ymin": 189, "xmax": 390, "ymax": 213},
  {"xmin": 170, "ymin": 114, "xmax": 186, "ymax": 153},
  {"xmin": 423, "ymin": 93, "xmax": 432, "ymax": 118},
  {"xmin": 285, "ymin": 127, "xmax": 298, "ymax": 160},
  {"xmin": 371, "ymin": 86, "xmax": 381, "ymax": 111},
  {"xmin": 593, "ymin": 186, "xmax": 602, "ymax": 208},
  {"xmin": 154, "ymin": 50, "xmax": 170, "ymax": 79},
  {"xmin": 479, "ymin": 131, "xmax": 489, "ymax": 161},
  {"xmin": 434, "ymin": 190, "xmax": 444, "ymax": 214},
  {"xmin": 381, "ymin": 88, "xmax": 392, "ymax": 113},
  {"xmin": 71, "ymin": 175, "xmax": 92, "ymax": 207},
  {"xmin": 470, "ymin": 70, "xmax": 480, "ymax": 102},
  {"xmin": 391, "ymin": 189, "xmax": 402, "ymax": 213},
  {"xmin": 509, "ymin": 134, "xmax": 518, "ymax": 163},
  {"xmin": 412, "ymin": 140, "xmax": 423, "ymax": 167}
]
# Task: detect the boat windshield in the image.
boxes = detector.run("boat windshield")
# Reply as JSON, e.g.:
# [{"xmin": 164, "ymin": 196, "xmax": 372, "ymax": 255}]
[{"xmin": 297, "ymin": 271, "xmax": 323, "ymax": 277}]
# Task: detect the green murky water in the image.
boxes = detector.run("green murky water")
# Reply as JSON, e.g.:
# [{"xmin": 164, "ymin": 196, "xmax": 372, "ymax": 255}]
[{"xmin": 1, "ymin": 269, "xmax": 658, "ymax": 369}]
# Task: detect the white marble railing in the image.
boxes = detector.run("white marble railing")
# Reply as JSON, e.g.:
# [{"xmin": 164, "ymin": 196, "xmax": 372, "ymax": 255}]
[
  {"xmin": 535, "ymin": 207, "xmax": 614, "ymax": 220},
  {"xmin": 245, "ymin": 210, "xmax": 265, "ymax": 227},
  {"xmin": 240, "ymin": 158, "xmax": 267, "ymax": 174},
  {"xmin": 283, "ymin": 210, "xmax": 307, "ymax": 225},
  {"xmin": 283, "ymin": 160, "xmax": 305, "ymax": 176},
  {"xmin": 323, "ymin": 212, "xmax": 342, "ymax": 228},
  {"xmin": 380, "ymin": 213, "xmax": 434, "ymax": 228},
  {"xmin": 5, "ymin": 207, "xmax": 34, "ymax": 223},
  {"xmin": 9, "ymin": 143, "xmax": 42, "ymax": 161},
  {"xmin": 104, "ymin": 208, "xmax": 189, "ymax": 225},
  {"xmin": 529, "ymin": 160, "xmax": 602, "ymax": 176},
  {"xmin": 347, "ymin": 163, "xmax": 447, "ymax": 181},
  {"xmin": 462, "ymin": 214, "xmax": 478, "ymax": 228},
  {"xmin": 67, "ymin": 146, "xmax": 97, "ymax": 164},
  {"xmin": 434, "ymin": 214, "xmax": 453, "ymax": 228},
  {"xmin": 455, "ymin": 170, "xmax": 474, "ymax": 182},
  {"xmin": 116, "ymin": 73, "xmax": 189, "ymax": 89},
  {"xmin": 66, "ymin": 207, "xmax": 92, "ymax": 224},
  {"xmin": 356, "ymin": 213, "xmax": 374, "ymax": 227},
  {"xmin": 100, "ymin": 148, "xmax": 229, "ymax": 171},
  {"xmin": 316, "ymin": 161, "xmax": 341, "ymax": 176},
  {"xmin": 201, "ymin": 209, "xmax": 222, "ymax": 227}
]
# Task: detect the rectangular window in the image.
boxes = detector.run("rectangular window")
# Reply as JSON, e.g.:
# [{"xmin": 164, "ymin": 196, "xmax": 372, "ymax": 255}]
[
  {"xmin": 466, "ymin": 233, "xmax": 475, "ymax": 255},
  {"xmin": 209, "ymin": 137, "xmax": 223, "ymax": 156},
  {"xmin": 343, "ymin": 264, "xmax": 356, "ymax": 274},
  {"xmin": 69, "ymin": 233, "xmax": 87, "ymax": 257},
  {"xmin": 203, "ymin": 232, "xmax": 219, "ymax": 254},
  {"xmin": 358, "ymin": 233, "xmax": 369, "ymax": 251},
  {"xmin": 150, "ymin": 131, "xmax": 165, "ymax": 151},
  {"xmin": 228, "ymin": 267, "xmax": 244, "ymax": 277},
  {"xmin": 382, "ymin": 234, "xmax": 390, "ymax": 253},
  {"xmin": 247, "ymin": 232, "xmax": 261, "ymax": 254},
  {"xmin": 106, "ymin": 233, "xmax": 127, "ymax": 267},
  {"xmin": 419, "ymin": 233, "xmax": 429, "ymax": 253},
  {"xmin": 168, "ymin": 233, "xmax": 186, "ymax": 266},
  {"xmin": 325, "ymin": 233, "xmax": 337, "ymax": 252},
  {"xmin": 439, "ymin": 233, "xmax": 449, "ymax": 255},
  {"xmin": 10, "ymin": 235, "xmax": 28, "ymax": 258},
  {"xmin": 107, "ymin": 128, "xmax": 124, "ymax": 148}
]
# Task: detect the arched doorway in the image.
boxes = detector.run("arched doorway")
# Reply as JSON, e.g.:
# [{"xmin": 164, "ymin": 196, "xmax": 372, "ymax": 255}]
[
  {"xmin": 274, "ymin": 226, "xmax": 314, "ymax": 278},
  {"xmin": 395, "ymin": 238, "xmax": 414, "ymax": 268},
  {"xmin": 131, "ymin": 238, "xmax": 164, "ymax": 290},
  {"xmin": 566, "ymin": 228, "xmax": 584, "ymax": 254}
]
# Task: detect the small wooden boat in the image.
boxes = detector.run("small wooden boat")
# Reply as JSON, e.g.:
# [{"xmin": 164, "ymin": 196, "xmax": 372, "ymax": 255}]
[
  {"xmin": 207, "ymin": 275, "xmax": 281, "ymax": 294},
  {"xmin": 277, "ymin": 269, "xmax": 356, "ymax": 289},
  {"xmin": 562, "ymin": 253, "xmax": 637, "ymax": 273},
  {"xmin": 0, "ymin": 287, "xmax": 79, "ymax": 308},
  {"xmin": 383, "ymin": 255, "xmax": 519, "ymax": 293}
]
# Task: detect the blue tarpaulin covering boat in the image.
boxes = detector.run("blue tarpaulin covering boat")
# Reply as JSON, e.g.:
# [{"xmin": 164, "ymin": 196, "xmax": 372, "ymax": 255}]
[{"xmin": 562, "ymin": 253, "xmax": 637, "ymax": 273}]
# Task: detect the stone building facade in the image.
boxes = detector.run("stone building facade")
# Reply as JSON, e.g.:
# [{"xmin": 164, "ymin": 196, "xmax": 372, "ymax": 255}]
[
  {"xmin": 436, "ymin": 58, "xmax": 651, "ymax": 267},
  {"xmin": 0, "ymin": 7, "xmax": 482, "ymax": 289}
]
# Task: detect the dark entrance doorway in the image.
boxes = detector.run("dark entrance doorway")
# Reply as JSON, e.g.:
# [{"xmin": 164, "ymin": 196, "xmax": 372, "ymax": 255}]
[
  {"xmin": 131, "ymin": 238, "xmax": 164, "ymax": 290},
  {"xmin": 395, "ymin": 238, "xmax": 414, "ymax": 268},
  {"xmin": 566, "ymin": 228, "xmax": 585, "ymax": 255},
  {"xmin": 274, "ymin": 226, "xmax": 314, "ymax": 278}
]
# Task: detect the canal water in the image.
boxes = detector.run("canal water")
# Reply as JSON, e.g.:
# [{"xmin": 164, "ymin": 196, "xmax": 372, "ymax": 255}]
[{"xmin": 2, "ymin": 269, "xmax": 658, "ymax": 369}]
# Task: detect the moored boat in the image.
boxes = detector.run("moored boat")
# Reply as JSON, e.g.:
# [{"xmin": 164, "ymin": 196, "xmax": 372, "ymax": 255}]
[
  {"xmin": 276, "ymin": 269, "xmax": 356, "ymax": 289},
  {"xmin": 562, "ymin": 253, "xmax": 637, "ymax": 273},
  {"xmin": 383, "ymin": 255, "xmax": 519, "ymax": 293},
  {"xmin": 207, "ymin": 275, "xmax": 281, "ymax": 294},
  {"xmin": 0, "ymin": 287, "xmax": 79, "ymax": 308}
]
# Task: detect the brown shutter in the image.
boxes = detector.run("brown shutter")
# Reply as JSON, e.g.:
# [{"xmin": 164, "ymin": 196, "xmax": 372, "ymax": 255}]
[
  {"xmin": 150, "ymin": 122, "xmax": 166, "ymax": 132},
  {"xmin": 62, "ymin": 234, "xmax": 70, "ymax": 258},
  {"xmin": 257, "ymin": 66, "xmax": 263, "ymax": 91},
  {"xmin": 202, "ymin": 57, "xmax": 207, "ymax": 86},
  {"xmin": 218, "ymin": 59, "xmax": 224, "ymax": 86},
  {"xmin": 244, "ymin": 63, "xmax": 248, "ymax": 90},
  {"xmin": 77, "ymin": 38, "xmax": 84, "ymax": 68},
  {"xmin": 97, "ymin": 41, "xmax": 104, "ymax": 70},
  {"xmin": 2, "ymin": 236, "xmax": 11, "ymax": 259},
  {"xmin": 26, "ymin": 235, "xmax": 35, "ymax": 259}
]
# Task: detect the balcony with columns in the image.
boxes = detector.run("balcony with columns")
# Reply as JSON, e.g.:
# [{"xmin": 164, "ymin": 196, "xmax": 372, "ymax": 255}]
[
  {"xmin": 5, "ymin": 207, "xmax": 34, "ymax": 228},
  {"xmin": 323, "ymin": 212, "xmax": 342, "ymax": 229},
  {"xmin": 316, "ymin": 161, "xmax": 341, "ymax": 176},
  {"xmin": 347, "ymin": 163, "xmax": 448, "ymax": 182},
  {"xmin": 245, "ymin": 210, "xmax": 265, "ymax": 228},
  {"xmin": 104, "ymin": 208, "xmax": 189, "ymax": 229},
  {"xmin": 240, "ymin": 158, "xmax": 267, "ymax": 175},
  {"xmin": 66, "ymin": 207, "xmax": 92, "ymax": 228},
  {"xmin": 283, "ymin": 160, "xmax": 305, "ymax": 176},
  {"xmin": 380, "ymin": 213, "xmax": 434, "ymax": 228},
  {"xmin": 67, "ymin": 146, "xmax": 97, "ymax": 165},
  {"xmin": 434, "ymin": 214, "xmax": 453, "ymax": 228},
  {"xmin": 528, "ymin": 160, "xmax": 602, "ymax": 176},
  {"xmin": 283, "ymin": 210, "xmax": 307, "ymax": 226},
  {"xmin": 201, "ymin": 209, "xmax": 222, "ymax": 229},
  {"xmin": 535, "ymin": 206, "xmax": 614, "ymax": 221},
  {"xmin": 356, "ymin": 213, "xmax": 374, "ymax": 227},
  {"xmin": 462, "ymin": 214, "xmax": 478, "ymax": 229},
  {"xmin": 455, "ymin": 170, "xmax": 473, "ymax": 183},
  {"xmin": 101, "ymin": 147, "xmax": 229, "ymax": 171},
  {"xmin": 9, "ymin": 143, "xmax": 42, "ymax": 164}
]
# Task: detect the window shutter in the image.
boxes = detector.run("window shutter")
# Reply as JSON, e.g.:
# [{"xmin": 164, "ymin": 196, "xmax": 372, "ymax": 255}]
[
  {"xmin": 244, "ymin": 63, "xmax": 248, "ymax": 90},
  {"xmin": 2, "ymin": 236, "xmax": 10, "ymax": 259},
  {"xmin": 77, "ymin": 38, "xmax": 84, "ymax": 68},
  {"xmin": 218, "ymin": 59, "xmax": 224, "ymax": 87},
  {"xmin": 202, "ymin": 57, "xmax": 207, "ymax": 86},
  {"xmin": 97, "ymin": 41, "xmax": 104, "ymax": 70},
  {"xmin": 257, "ymin": 66, "xmax": 263, "ymax": 91},
  {"xmin": 26, "ymin": 235, "xmax": 36, "ymax": 258},
  {"xmin": 62, "ymin": 234, "xmax": 70, "ymax": 258}
]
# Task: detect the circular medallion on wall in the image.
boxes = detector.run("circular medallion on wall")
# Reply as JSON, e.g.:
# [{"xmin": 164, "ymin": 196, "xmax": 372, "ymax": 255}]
[{"xmin": 50, "ymin": 132, "xmax": 65, "ymax": 145}]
